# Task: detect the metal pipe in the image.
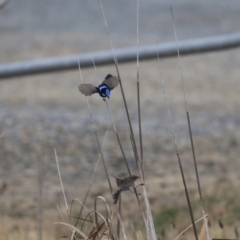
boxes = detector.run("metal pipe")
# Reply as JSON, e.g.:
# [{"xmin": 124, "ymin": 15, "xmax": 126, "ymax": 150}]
[{"xmin": 1, "ymin": 32, "xmax": 240, "ymax": 79}]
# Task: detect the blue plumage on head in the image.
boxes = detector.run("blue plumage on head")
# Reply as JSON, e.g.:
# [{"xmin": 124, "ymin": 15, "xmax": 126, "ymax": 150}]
[{"xmin": 97, "ymin": 84, "xmax": 111, "ymax": 98}]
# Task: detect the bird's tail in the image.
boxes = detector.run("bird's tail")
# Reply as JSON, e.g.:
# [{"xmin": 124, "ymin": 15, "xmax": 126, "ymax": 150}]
[{"xmin": 113, "ymin": 189, "xmax": 122, "ymax": 204}]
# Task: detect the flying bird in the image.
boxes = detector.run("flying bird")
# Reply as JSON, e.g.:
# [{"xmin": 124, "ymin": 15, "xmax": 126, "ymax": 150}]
[
  {"xmin": 112, "ymin": 173, "xmax": 140, "ymax": 204},
  {"xmin": 78, "ymin": 74, "xmax": 119, "ymax": 99}
]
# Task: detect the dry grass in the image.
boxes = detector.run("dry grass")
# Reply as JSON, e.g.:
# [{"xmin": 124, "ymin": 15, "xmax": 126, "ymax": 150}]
[{"xmin": 1, "ymin": 50, "xmax": 240, "ymax": 239}]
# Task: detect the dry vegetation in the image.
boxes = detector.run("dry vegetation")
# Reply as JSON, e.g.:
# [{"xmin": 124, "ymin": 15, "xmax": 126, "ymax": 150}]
[{"xmin": 1, "ymin": 1, "xmax": 240, "ymax": 240}]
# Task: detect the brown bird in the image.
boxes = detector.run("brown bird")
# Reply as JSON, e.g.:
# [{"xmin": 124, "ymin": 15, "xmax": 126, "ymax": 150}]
[
  {"xmin": 112, "ymin": 173, "xmax": 140, "ymax": 204},
  {"xmin": 78, "ymin": 74, "xmax": 119, "ymax": 99}
]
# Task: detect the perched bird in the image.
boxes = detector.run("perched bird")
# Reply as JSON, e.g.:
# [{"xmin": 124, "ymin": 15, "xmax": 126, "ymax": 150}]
[
  {"xmin": 78, "ymin": 74, "xmax": 119, "ymax": 99},
  {"xmin": 112, "ymin": 173, "xmax": 140, "ymax": 204}
]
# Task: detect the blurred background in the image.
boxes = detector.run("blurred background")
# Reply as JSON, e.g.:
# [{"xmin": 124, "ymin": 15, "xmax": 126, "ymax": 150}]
[{"xmin": 0, "ymin": 0, "xmax": 240, "ymax": 239}]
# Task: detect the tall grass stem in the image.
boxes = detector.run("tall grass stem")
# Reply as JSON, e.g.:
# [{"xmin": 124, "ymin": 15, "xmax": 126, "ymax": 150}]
[
  {"xmin": 157, "ymin": 48, "xmax": 198, "ymax": 240},
  {"xmin": 54, "ymin": 148, "xmax": 69, "ymax": 211}
]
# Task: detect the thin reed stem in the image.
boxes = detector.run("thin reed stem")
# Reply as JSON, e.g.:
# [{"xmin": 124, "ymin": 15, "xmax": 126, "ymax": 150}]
[
  {"xmin": 37, "ymin": 157, "xmax": 43, "ymax": 240},
  {"xmin": 202, "ymin": 208, "xmax": 211, "ymax": 240},
  {"xmin": 117, "ymin": 196, "xmax": 122, "ymax": 240},
  {"xmin": 99, "ymin": 0, "xmax": 141, "ymax": 177},
  {"xmin": 129, "ymin": 221, "xmax": 138, "ymax": 240},
  {"xmin": 170, "ymin": 7, "xmax": 211, "ymax": 240},
  {"xmin": 117, "ymin": 212, "xmax": 127, "ymax": 240},
  {"xmin": 57, "ymin": 205, "xmax": 65, "ymax": 222},
  {"xmin": 78, "ymin": 61, "xmax": 116, "ymax": 235},
  {"xmin": 54, "ymin": 148, "xmax": 69, "ymax": 211},
  {"xmin": 175, "ymin": 146, "xmax": 199, "ymax": 240},
  {"xmin": 174, "ymin": 214, "xmax": 208, "ymax": 240},
  {"xmin": 78, "ymin": 61, "xmax": 113, "ymax": 195},
  {"xmin": 105, "ymin": 100, "xmax": 131, "ymax": 175},
  {"xmin": 157, "ymin": 49, "xmax": 198, "ymax": 240},
  {"xmin": 136, "ymin": 0, "xmax": 144, "ymax": 182},
  {"xmin": 74, "ymin": 126, "xmax": 109, "ymax": 228},
  {"xmin": 91, "ymin": 54, "xmax": 132, "ymax": 176},
  {"xmin": 90, "ymin": 54, "xmax": 132, "ymax": 238},
  {"xmin": 170, "ymin": 7, "xmax": 203, "ymax": 203}
]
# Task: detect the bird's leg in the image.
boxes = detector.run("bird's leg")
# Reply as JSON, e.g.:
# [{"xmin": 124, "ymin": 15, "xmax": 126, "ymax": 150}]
[
  {"xmin": 131, "ymin": 182, "xmax": 145, "ymax": 195},
  {"xmin": 129, "ymin": 188, "xmax": 141, "ymax": 196},
  {"xmin": 132, "ymin": 183, "xmax": 144, "ymax": 189},
  {"xmin": 135, "ymin": 183, "xmax": 145, "ymax": 188},
  {"xmin": 129, "ymin": 186, "xmax": 142, "ymax": 196}
]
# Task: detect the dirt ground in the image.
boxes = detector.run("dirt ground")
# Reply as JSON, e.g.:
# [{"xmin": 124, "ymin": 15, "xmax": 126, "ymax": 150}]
[{"xmin": 1, "ymin": 1, "xmax": 240, "ymax": 239}]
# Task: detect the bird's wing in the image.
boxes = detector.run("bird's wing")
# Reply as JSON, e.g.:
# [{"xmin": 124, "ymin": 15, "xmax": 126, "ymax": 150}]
[
  {"xmin": 110, "ymin": 172, "xmax": 128, "ymax": 180},
  {"xmin": 117, "ymin": 172, "xmax": 128, "ymax": 179},
  {"xmin": 102, "ymin": 75, "xmax": 119, "ymax": 90},
  {"xmin": 110, "ymin": 172, "xmax": 128, "ymax": 187},
  {"xmin": 78, "ymin": 84, "xmax": 97, "ymax": 96}
]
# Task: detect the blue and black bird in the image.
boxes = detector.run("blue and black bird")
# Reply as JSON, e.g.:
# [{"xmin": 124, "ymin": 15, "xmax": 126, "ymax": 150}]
[{"xmin": 78, "ymin": 74, "xmax": 119, "ymax": 99}]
